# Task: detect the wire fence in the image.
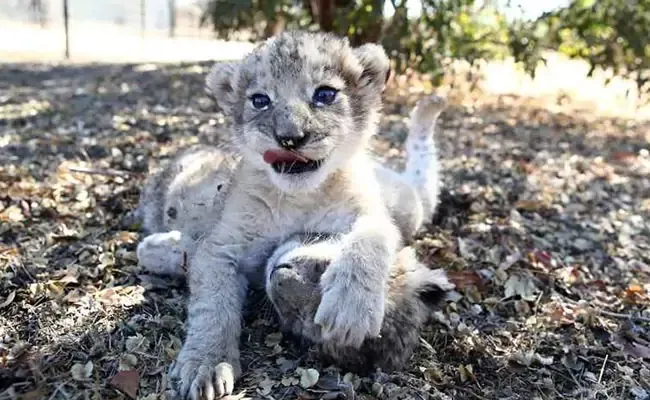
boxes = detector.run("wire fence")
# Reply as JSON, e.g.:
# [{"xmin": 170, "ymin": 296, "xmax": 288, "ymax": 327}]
[{"xmin": 0, "ymin": 0, "xmax": 243, "ymax": 62}]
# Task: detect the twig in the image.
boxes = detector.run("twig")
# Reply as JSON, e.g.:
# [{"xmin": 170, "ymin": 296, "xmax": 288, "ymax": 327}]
[
  {"xmin": 598, "ymin": 354, "xmax": 608, "ymax": 384},
  {"xmin": 455, "ymin": 387, "xmax": 489, "ymax": 400},
  {"xmin": 598, "ymin": 309, "xmax": 650, "ymax": 323},
  {"xmin": 67, "ymin": 166, "xmax": 137, "ymax": 177}
]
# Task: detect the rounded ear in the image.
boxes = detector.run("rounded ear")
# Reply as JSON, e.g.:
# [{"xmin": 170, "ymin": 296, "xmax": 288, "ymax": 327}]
[
  {"xmin": 205, "ymin": 61, "xmax": 240, "ymax": 115},
  {"xmin": 352, "ymin": 43, "xmax": 390, "ymax": 92}
]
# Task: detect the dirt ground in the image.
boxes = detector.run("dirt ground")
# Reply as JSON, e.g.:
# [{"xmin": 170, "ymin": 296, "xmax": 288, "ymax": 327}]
[{"xmin": 0, "ymin": 61, "xmax": 649, "ymax": 400}]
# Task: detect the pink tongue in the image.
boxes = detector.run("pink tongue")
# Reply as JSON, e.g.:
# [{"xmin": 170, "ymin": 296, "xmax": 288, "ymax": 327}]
[{"xmin": 263, "ymin": 149, "xmax": 309, "ymax": 164}]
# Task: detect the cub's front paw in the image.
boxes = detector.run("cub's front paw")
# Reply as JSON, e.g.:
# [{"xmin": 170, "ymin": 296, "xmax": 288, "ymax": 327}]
[
  {"xmin": 137, "ymin": 231, "xmax": 186, "ymax": 276},
  {"xmin": 169, "ymin": 351, "xmax": 241, "ymax": 400},
  {"xmin": 314, "ymin": 272, "xmax": 385, "ymax": 348}
]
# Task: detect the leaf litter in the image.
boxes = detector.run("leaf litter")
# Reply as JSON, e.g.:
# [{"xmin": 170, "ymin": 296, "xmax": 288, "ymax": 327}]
[{"xmin": 0, "ymin": 62, "xmax": 649, "ymax": 399}]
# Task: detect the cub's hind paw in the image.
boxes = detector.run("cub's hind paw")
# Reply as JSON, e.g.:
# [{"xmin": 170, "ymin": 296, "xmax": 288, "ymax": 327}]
[
  {"xmin": 412, "ymin": 94, "xmax": 447, "ymax": 123},
  {"xmin": 136, "ymin": 231, "xmax": 186, "ymax": 277}
]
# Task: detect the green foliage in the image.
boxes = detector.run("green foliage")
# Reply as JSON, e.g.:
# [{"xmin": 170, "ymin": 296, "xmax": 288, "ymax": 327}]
[
  {"xmin": 385, "ymin": 0, "xmax": 512, "ymax": 80},
  {"xmin": 199, "ymin": 0, "xmax": 650, "ymax": 95},
  {"xmin": 541, "ymin": 0, "xmax": 650, "ymax": 92}
]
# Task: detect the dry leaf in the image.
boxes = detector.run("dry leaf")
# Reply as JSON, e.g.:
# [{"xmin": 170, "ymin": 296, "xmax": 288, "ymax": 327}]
[
  {"xmin": 70, "ymin": 361, "xmax": 93, "ymax": 381},
  {"xmin": 258, "ymin": 375, "xmax": 276, "ymax": 395},
  {"xmin": 0, "ymin": 290, "xmax": 16, "ymax": 308},
  {"xmin": 630, "ymin": 387, "xmax": 649, "ymax": 400},
  {"xmin": 264, "ymin": 332, "xmax": 282, "ymax": 347},
  {"xmin": 447, "ymin": 271, "xmax": 484, "ymax": 290},
  {"xmin": 125, "ymin": 334, "xmax": 150, "ymax": 353},
  {"xmin": 299, "ymin": 368, "xmax": 320, "ymax": 389},
  {"xmin": 499, "ymin": 252, "xmax": 521, "ymax": 271},
  {"xmin": 514, "ymin": 200, "xmax": 546, "ymax": 212},
  {"xmin": 504, "ymin": 274, "xmax": 540, "ymax": 301},
  {"xmin": 458, "ymin": 364, "xmax": 475, "ymax": 383},
  {"xmin": 281, "ymin": 376, "xmax": 299, "ymax": 387},
  {"xmin": 512, "ymin": 351, "xmax": 553, "ymax": 367},
  {"xmin": 110, "ymin": 369, "xmax": 140, "ymax": 399},
  {"xmin": 119, "ymin": 353, "xmax": 138, "ymax": 371}
]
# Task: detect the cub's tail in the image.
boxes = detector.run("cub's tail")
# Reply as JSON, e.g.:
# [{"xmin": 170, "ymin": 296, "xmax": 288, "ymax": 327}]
[{"xmin": 402, "ymin": 94, "xmax": 447, "ymax": 219}]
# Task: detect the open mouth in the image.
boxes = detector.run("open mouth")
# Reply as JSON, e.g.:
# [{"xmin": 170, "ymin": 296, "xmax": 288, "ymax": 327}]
[{"xmin": 263, "ymin": 150, "xmax": 323, "ymax": 175}]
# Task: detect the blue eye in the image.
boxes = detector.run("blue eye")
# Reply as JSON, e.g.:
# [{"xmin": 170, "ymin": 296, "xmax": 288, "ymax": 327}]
[
  {"xmin": 312, "ymin": 86, "xmax": 338, "ymax": 106},
  {"xmin": 250, "ymin": 93, "xmax": 271, "ymax": 110}
]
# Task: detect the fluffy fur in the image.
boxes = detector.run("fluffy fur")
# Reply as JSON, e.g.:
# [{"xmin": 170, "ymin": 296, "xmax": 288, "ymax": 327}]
[
  {"xmin": 263, "ymin": 233, "xmax": 454, "ymax": 372},
  {"xmin": 134, "ymin": 31, "xmax": 447, "ymax": 400}
]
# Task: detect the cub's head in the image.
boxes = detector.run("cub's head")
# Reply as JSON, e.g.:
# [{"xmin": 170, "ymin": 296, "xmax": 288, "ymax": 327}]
[
  {"xmin": 264, "ymin": 235, "xmax": 454, "ymax": 347},
  {"xmin": 263, "ymin": 234, "xmax": 338, "ymax": 342},
  {"xmin": 206, "ymin": 31, "xmax": 390, "ymax": 192}
]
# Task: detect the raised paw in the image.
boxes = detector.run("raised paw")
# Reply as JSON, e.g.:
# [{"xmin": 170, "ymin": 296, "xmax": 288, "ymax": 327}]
[
  {"xmin": 412, "ymin": 94, "xmax": 447, "ymax": 123},
  {"xmin": 169, "ymin": 354, "xmax": 240, "ymax": 400},
  {"xmin": 314, "ymin": 275, "xmax": 385, "ymax": 349},
  {"xmin": 136, "ymin": 231, "xmax": 186, "ymax": 276}
]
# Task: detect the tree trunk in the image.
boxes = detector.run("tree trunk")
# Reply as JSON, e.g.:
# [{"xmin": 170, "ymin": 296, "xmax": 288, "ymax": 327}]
[
  {"xmin": 264, "ymin": 15, "xmax": 286, "ymax": 38},
  {"xmin": 310, "ymin": 0, "xmax": 336, "ymax": 32}
]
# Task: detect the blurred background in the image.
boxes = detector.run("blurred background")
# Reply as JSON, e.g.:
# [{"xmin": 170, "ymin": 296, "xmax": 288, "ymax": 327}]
[{"xmin": 2, "ymin": 0, "xmax": 649, "ymax": 114}]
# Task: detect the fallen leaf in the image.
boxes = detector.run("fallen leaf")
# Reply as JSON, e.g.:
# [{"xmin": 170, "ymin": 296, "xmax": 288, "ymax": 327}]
[
  {"xmin": 17, "ymin": 388, "xmax": 45, "ymax": 400},
  {"xmin": 258, "ymin": 375, "xmax": 276, "ymax": 395},
  {"xmin": 458, "ymin": 364, "xmax": 475, "ymax": 383},
  {"xmin": 528, "ymin": 250, "xmax": 555, "ymax": 271},
  {"xmin": 281, "ymin": 376, "xmax": 299, "ymax": 387},
  {"xmin": 0, "ymin": 290, "xmax": 16, "ymax": 308},
  {"xmin": 619, "ymin": 338, "xmax": 650, "ymax": 360},
  {"xmin": 611, "ymin": 152, "xmax": 637, "ymax": 163},
  {"xmin": 299, "ymin": 368, "xmax": 320, "ymax": 389},
  {"xmin": 630, "ymin": 387, "xmax": 649, "ymax": 400},
  {"xmin": 125, "ymin": 334, "xmax": 150, "ymax": 353},
  {"xmin": 119, "ymin": 353, "xmax": 138, "ymax": 371},
  {"xmin": 264, "ymin": 332, "xmax": 283, "ymax": 347},
  {"xmin": 275, "ymin": 356, "xmax": 296, "ymax": 373},
  {"xmin": 70, "ymin": 361, "xmax": 93, "ymax": 381},
  {"xmin": 457, "ymin": 237, "xmax": 471, "ymax": 259},
  {"xmin": 499, "ymin": 252, "xmax": 521, "ymax": 271},
  {"xmin": 110, "ymin": 369, "xmax": 140, "ymax": 399},
  {"xmin": 514, "ymin": 200, "xmax": 546, "ymax": 212},
  {"xmin": 447, "ymin": 271, "xmax": 484, "ymax": 290},
  {"xmin": 504, "ymin": 274, "xmax": 540, "ymax": 301}
]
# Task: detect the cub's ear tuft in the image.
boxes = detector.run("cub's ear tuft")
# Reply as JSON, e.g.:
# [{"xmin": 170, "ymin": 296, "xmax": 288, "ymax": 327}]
[
  {"xmin": 205, "ymin": 61, "xmax": 239, "ymax": 115},
  {"xmin": 352, "ymin": 43, "xmax": 390, "ymax": 92},
  {"xmin": 412, "ymin": 268, "xmax": 455, "ymax": 307},
  {"xmin": 418, "ymin": 284, "xmax": 448, "ymax": 306}
]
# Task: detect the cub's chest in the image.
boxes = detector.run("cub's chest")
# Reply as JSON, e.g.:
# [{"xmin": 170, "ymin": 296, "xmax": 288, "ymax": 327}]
[{"xmin": 263, "ymin": 200, "xmax": 358, "ymax": 235}]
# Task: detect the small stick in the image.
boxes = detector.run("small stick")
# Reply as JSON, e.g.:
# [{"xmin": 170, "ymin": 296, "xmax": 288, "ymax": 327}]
[
  {"xmin": 598, "ymin": 309, "xmax": 650, "ymax": 323},
  {"xmin": 67, "ymin": 166, "xmax": 137, "ymax": 177},
  {"xmin": 597, "ymin": 354, "xmax": 608, "ymax": 384}
]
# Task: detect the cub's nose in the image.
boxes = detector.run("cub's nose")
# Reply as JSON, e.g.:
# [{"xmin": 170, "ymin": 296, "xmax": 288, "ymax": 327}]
[
  {"xmin": 274, "ymin": 263, "xmax": 293, "ymax": 271},
  {"xmin": 274, "ymin": 131, "xmax": 311, "ymax": 150},
  {"xmin": 270, "ymin": 263, "xmax": 293, "ymax": 280}
]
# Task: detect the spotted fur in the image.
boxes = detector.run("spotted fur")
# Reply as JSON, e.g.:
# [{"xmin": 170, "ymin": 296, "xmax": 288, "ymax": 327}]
[
  {"xmin": 264, "ymin": 234, "xmax": 454, "ymax": 372},
  {"xmin": 134, "ymin": 31, "xmax": 447, "ymax": 400}
]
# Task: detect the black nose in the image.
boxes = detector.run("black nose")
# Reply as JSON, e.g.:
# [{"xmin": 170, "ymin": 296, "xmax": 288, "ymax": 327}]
[
  {"xmin": 274, "ymin": 263, "xmax": 293, "ymax": 272},
  {"xmin": 270, "ymin": 263, "xmax": 293, "ymax": 280},
  {"xmin": 274, "ymin": 131, "xmax": 310, "ymax": 150}
]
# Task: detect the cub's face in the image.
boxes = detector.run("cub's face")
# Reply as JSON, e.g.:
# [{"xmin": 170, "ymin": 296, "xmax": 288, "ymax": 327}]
[
  {"xmin": 263, "ymin": 236, "xmax": 341, "ymax": 342},
  {"xmin": 206, "ymin": 31, "xmax": 389, "ymax": 192}
]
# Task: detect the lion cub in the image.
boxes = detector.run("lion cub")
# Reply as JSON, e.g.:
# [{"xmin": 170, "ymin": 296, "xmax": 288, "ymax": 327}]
[
  {"xmin": 263, "ymin": 233, "xmax": 453, "ymax": 372},
  {"xmin": 136, "ymin": 31, "xmax": 446, "ymax": 399}
]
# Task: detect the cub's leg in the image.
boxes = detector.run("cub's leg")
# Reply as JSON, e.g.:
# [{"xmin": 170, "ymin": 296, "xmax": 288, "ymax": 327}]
[
  {"xmin": 169, "ymin": 184, "xmax": 274, "ymax": 399},
  {"xmin": 376, "ymin": 94, "xmax": 447, "ymax": 239},
  {"xmin": 134, "ymin": 145, "xmax": 237, "ymax": 277},
  {"xmin": 402, "ymin": 94, "xmax": 447, "ymax": 217}
]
